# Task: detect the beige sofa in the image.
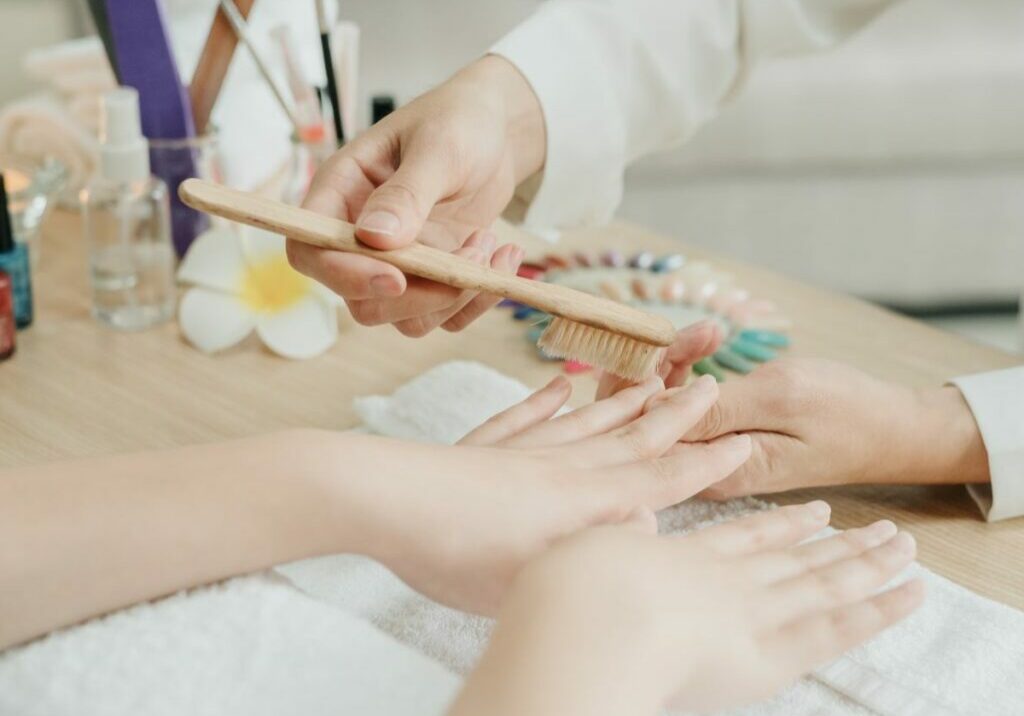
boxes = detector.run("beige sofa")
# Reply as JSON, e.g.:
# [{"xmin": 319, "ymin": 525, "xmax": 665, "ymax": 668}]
[{"xmin": 619, "ymin": 0, "xmax": 1024, "ymax": 308}]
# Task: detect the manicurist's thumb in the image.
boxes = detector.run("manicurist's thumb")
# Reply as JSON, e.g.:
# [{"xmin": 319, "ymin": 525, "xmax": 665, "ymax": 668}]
[{"xmin": 355, "ymin": 147, "xmax": 448, "ymax": 250}]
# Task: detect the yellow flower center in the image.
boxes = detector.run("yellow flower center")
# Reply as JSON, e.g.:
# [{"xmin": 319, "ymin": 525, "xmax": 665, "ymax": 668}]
[{"xmin": 238, "ymin": 255, "xmax": 311, "ymax": 313}]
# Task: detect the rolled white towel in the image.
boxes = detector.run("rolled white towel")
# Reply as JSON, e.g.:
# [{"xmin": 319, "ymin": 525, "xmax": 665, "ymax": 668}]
[{"xmin": 0, "ymin": 95, "xmax": 100, "ymax": 198}]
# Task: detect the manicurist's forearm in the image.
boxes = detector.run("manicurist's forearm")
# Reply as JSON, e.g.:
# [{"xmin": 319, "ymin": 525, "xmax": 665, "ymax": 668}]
[{"xmin": 0, "ymin": 429, "xmax": 383, "ymax": 649}]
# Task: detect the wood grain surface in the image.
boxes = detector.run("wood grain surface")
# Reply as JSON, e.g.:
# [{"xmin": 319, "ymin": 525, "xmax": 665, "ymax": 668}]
[{"xmin": 1, "ymin": 210, "xmax": 1021, "ymax": 608}]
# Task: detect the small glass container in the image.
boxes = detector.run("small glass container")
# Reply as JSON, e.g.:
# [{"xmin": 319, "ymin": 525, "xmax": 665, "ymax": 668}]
[
  {"xmin": 148, "ymin": 131, "xmax": 222, "ymax": 255},
  {"xmin": 81, "ymin": 176, "xmax": 176, "ymax": 331},
  {"xmin": 0, "ymin": 155, "xmax": 66, "ymax": 270}
]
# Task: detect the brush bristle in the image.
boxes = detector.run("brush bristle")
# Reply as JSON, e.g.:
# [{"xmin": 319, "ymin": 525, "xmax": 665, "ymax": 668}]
[{"xmin": 537, "ymin": 317, "xmax": 664, "ymax": 381}]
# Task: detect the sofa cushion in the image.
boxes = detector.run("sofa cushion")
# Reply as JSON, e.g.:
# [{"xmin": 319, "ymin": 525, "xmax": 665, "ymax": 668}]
[{"xmin": 644, "ymin": 0, "xmax": 1024, "ymax": 172}]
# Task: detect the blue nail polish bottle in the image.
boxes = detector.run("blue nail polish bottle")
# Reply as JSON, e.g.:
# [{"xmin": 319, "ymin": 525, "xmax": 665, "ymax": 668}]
[{"xmin": 0, "ymin": 174, "xmax": 32, "ymax": 329}]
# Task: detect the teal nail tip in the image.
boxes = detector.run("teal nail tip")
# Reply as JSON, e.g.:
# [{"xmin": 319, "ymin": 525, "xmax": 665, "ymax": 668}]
[
  {"xmin": 738, "ymin": 329, "xmax": 790, "ymax": 348},
  {"xmin": 527, "ymin": 325, "xmax": 545, "ymax": 342},
  {"xmin": 651, "ymin": 254, "xmax": 685, "ymax": 273},
  {"xmin": 729, "ymin": 338, "xmax": 776, "ymax": 362},
  {"xmin": 693, "ymin": 357, "xmax": 726, "ymax": 382},
  {"xmin": 713, "ymin": 347, "xmax": 755, "ymax": 374}
]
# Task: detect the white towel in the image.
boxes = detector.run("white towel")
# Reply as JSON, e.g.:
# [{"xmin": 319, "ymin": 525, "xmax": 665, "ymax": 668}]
[
  {"xmin": 0, "ymin": 94, "xmax": 100, "ymax": 197},
  {"xmin": 3, "ymin": 360, "xmax": 1023, "ymax": 715},
  {"xmin": 281, "ymin": 360, "xmax": 1024, "ymax": 716},
  {"xmin": 0, "ymin": 576, "xmax": 459, "ymax": 716}
]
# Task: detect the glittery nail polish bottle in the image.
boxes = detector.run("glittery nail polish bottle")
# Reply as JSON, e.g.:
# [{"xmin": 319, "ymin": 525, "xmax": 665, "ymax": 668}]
[{"xmin": 0, "ymin": 174, "xmax": 32, "ymax": 329}]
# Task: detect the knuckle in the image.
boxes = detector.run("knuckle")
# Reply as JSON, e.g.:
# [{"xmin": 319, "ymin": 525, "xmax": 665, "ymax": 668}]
[
  {"xmin": 810, "ymin": 570, "xmax": 847, "ymax": 606},
  {"xmin": 621, "ymin": 425, "xmax": 657, "ymax": 461}
]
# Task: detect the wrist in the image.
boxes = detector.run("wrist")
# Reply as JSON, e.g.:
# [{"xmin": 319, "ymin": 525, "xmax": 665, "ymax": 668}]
[
  {"xmin": 284, "ymin": 429, "xmax": 397, "ymax": 560},
  {"xmin": 454, "ymin": 55, "xmax": 546, "ymax": 183},
  {"xmin": 901, "ymin": 387, "xmax": 990, "ymax": 485}
]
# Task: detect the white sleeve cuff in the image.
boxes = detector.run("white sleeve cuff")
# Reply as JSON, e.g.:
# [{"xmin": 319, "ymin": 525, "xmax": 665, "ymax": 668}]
[
  {"xmin": 490, "ymin": 2, "xmax": 631, "ymax": 230},
  {"xmin": 951, "ymin": 367, "xmax": 1024, "ymax": 521}
]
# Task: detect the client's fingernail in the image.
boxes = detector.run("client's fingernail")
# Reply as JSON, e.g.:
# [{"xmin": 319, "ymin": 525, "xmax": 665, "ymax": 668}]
[
  {"xmin": 691, "ymin": 374, "xmax": 718, "ymax": 393},
  {"xmin": 807, "ymin": 500, "xmax": 831, "ymax": 519},
  {"xmin": 893, "ymin": 532, "xmax": 916, "ymax": 554},
  {"xmin": 722, "ymin": 432, "xmax": 752, "ymax": 454},
  {"xmin": 867, "ymin": 519, "xmax": 898, "ymax": 540},
  {"xmin": 370, "ymin": 275, "xmax": 403, "ymax": 297},
  {"xmin": 639, "ymin": 375, "xmax": 665, "ymax": 393},
  {"xmin": 358, "ymin": 211, "xmax": 401, "ymax": 237}
]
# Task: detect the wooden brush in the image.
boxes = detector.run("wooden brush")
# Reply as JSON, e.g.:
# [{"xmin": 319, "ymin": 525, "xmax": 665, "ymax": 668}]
[{"xmin": 178, "ymin": 179, "xmax": 677, "ymax": 380}]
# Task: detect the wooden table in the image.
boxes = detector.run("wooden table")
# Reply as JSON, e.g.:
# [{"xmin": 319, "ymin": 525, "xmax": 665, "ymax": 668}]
[{"xmin": 2, "ymin": 211, "xmax": 1021, "ymax": 608}]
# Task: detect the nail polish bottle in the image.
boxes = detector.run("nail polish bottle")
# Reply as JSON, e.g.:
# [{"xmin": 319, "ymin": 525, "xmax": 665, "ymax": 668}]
[
  {"xmin": 0, "ymin": 270, "xmax": 15, "ymax": 360},
  {"xmin": 0, "ymin": 174, "xmax": 32, "ymax": 328}
]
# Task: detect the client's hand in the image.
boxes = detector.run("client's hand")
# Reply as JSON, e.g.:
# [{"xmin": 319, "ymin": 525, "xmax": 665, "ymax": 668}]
[
  {"xmin": 450, "ymin": 502, "xmax": 924, "ymax": 716},
  {"xmin": 363, "ymin": 373, "xmax": 749, "ymax": 615},
  {"xmin": 663, "ymin": 358, "xmax": 989, "ymax": 499},
  {"xmin": 290, "ymin": 55, "xmax": 545, "ymax": 336}
]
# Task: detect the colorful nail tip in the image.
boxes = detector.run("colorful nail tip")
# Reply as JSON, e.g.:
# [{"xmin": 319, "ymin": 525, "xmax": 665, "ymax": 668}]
[
  {"xmin": 629, "ymin": 251, "xmax": 655, "ymax": 269},
  {"xmin": 572, "ymin": 252, "xmax": 593, "ymax": 267},
  {"xmin": 713, "ymin": 347, "xmax": 756, "ymax": 374},
  {"xmin": 527, "ymin": 325, "xmax": 545, "ymax": 342},
  {"xmin": 693, "ymin": 357, "xmax": 727, "ymax": 382},
  {"xmin": 599, "ymin": 280, "xmax": 627, "ymax": 302},
  {"xmin": 738, "ymin": 329, "xmax": 790, "ymax": 348},
  {"xmin": 498, "ymin": 299, "xmax": 523, "ymax": 309},
  {"xmin": 601, "ymin": 250, "xmax": 625, "ymax": 267},
  {"xmin": 517, "ymin": 263, "xmax": 546, "ymax": 280},
  {"xmin": 513, "ymin": 305, "xmax": 541, "ymax": 320},
  {"xmin": 543, "ymin": 253, "xmax": 571, "ymax": 270},
  {"xmin": 659, "ymin": 278, "xmax": 685, "ymax": 303},
  {"xmin": 651, "ymin": 254, "xmax": 685, "ymax": 273},
  {"xmin": 631, "ymin": 278, "xmax": 652, "ymax": 301},
  {"xmin": 563, "ymin": 359, "xmax": 592, "ymax": 374},
  {"xmin": 728, "ymin": 338, "xmax": 776, "ymax": 362}
]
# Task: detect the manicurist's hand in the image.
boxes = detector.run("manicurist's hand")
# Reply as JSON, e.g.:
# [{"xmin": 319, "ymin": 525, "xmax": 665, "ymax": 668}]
[
  {"xmin": 450, "ymin": 502, "xmax": 924, "ymax": 716},
  {"xmin": 290, "ymin": 55, "xmax": 546, "ymax": 336},
  {"xmin": 359, "ymin": 373, "xmax": 749, "ymax": 614},
  {"xmin": 666, "ymin": 358, "xmax": 990, "ymax": 499}
]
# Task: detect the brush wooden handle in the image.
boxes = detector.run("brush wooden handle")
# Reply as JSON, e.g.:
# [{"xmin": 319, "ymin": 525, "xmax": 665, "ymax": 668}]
[{"xmin": 179, "ymin": 179, "xmax": 677, "ymax": 346}]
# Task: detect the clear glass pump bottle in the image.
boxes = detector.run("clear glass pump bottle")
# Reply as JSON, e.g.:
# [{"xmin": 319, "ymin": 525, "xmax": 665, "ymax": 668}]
[{"xmin": 82, "ymin": 88, "xmax": 175, "ymax": 331}]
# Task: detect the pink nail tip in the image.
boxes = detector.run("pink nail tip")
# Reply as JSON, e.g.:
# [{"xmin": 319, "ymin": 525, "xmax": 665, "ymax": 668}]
[{"xmin": 563, "ymin": 360, "xmax": 592, "ymax": 374}]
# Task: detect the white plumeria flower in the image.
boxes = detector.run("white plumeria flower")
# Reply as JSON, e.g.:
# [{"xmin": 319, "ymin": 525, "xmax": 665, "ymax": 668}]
[{"xmin": 177, "ymin": 226, "xmax": 342, "ymax": 359}]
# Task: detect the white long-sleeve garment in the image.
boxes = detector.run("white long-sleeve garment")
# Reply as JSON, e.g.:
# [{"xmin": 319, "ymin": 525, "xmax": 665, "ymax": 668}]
[{"xmin": 491, "ymin": 0, "xmax": 1024, "ymax": 521}]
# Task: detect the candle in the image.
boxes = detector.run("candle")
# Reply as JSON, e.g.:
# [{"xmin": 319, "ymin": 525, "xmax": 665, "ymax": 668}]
[{"xmin": 1, "ymin": 169, "xmax": 30, "ymax": 194}]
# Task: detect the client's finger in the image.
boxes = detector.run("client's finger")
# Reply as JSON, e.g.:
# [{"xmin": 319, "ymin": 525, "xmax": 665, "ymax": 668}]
[
  {"xmin": 501, "ymin": 376, "xmax": 662, "ymax": 450},
  {"xmin": 662, "ymin": 321, "xmax": 724, "ymax": 388},
  {"xmin": 458, "ymin": 376, "xmax": 572, "ymax": 446},
  {"xmin": 686, "ymin": 502, "xmax": 832, "ymax": 557},
  {"xmin": 758, "ymin": 532, "xmax": 917, "ymax": 627},
  {"xmin": 564, "ymin": 375, "xmax": 718, "ymax": 466},
  {"xmin": 743, "ymin": 520, "xmax": 898, "ymax": 585},
  {"xmin": 601, "ymin": 433, "xmax": 751, "ymax": 511},
  {"xmin": 764, "ymin": 579, "xmax": 924, "ymax": 681}
]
